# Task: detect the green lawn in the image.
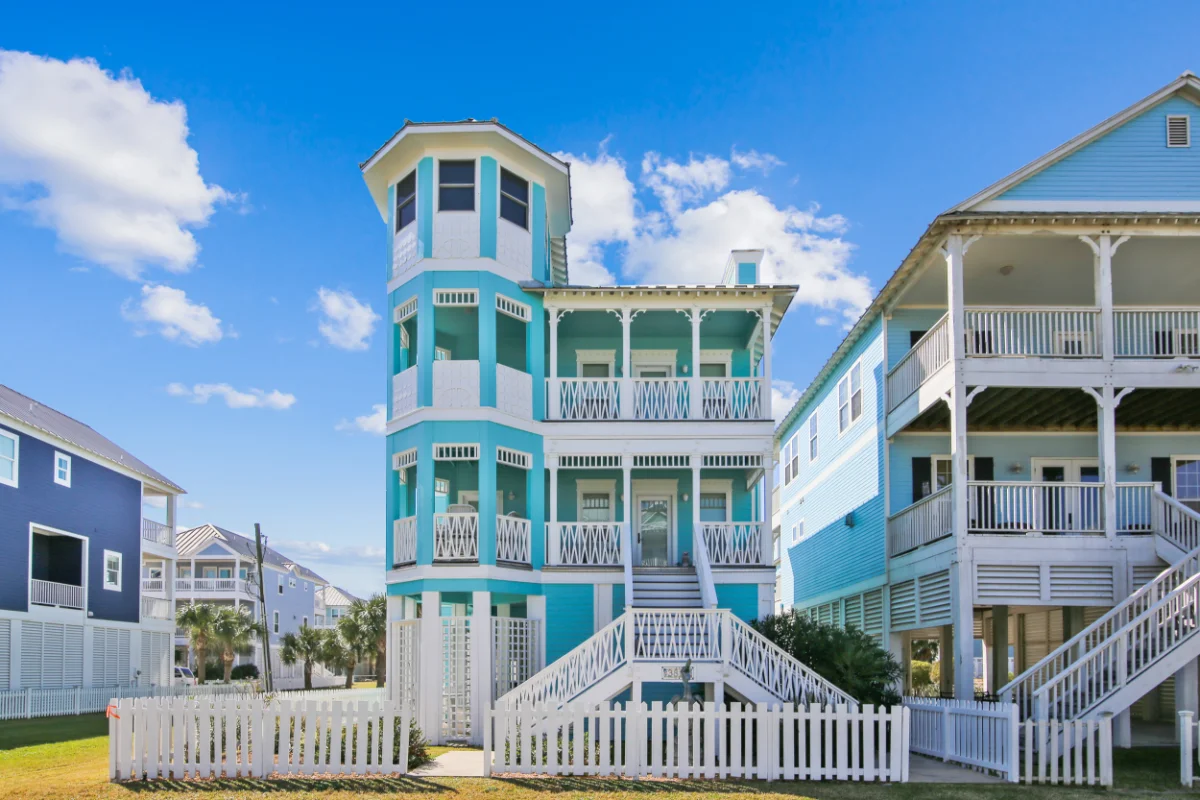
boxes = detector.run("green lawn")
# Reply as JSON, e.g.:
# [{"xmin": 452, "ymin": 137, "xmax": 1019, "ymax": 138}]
[{"xmin": 0, "ymin": 714, "xmax": 1194, "ymax": 799}]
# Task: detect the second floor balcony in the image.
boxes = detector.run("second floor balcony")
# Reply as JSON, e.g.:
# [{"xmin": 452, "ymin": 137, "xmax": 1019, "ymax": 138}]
[{"xmin": 175, "ymin": 577, "xmax": 254, "ymax": 596}]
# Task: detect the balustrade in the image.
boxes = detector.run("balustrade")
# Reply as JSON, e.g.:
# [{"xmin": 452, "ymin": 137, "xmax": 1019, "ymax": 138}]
[
  {"xmin": 30, "ymin": 579, "xmax": 84, "ymax": 610},
  {"xmin": 433, "ymin": 513, "xmax": 479, "ymax": 562}
]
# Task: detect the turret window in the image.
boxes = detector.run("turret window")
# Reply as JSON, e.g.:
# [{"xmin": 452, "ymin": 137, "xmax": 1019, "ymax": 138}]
[
  {"xmin": 438, "ymin": 160, "xmax": 475, "ymax": 211},
  {"xmin": 499, "ymin": 167, "xmax": 529, "ymax": 229},
  {"xmin": 395, "ymin": 170, "xmax": 416, "ymax": 231}
]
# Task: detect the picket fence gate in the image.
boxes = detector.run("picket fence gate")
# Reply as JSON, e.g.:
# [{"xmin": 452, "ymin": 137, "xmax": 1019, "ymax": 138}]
[
  {"xmin": 1021, "ymin": 717, "xmax": 1113, "ymax": 787},
  {"xmin": 109, "ymin": 695, "xmax": 411, "ymax": 781},
  {"xmin": 485, "ymin": 700, "xmax": 910, "ymax": 782},
  {"xmin": 905, "ymin": 697, "xmax": 1019, "ymax": 781}
]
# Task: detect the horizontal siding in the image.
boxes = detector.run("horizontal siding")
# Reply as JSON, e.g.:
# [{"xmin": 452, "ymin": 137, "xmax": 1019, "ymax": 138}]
[
  {"xmin": 715, "ymin": 584, "xmax": 759, "ymax": 623},
  {"xmin": 1000, "ymin": 96, "xmax": 1200, "ymax": 200},
  {"xmin": 543, "ymin": 584, "xmax": 593, "ymax": 665},
  {"xmin": 791, "ymin": 494, "xmax": 886, "ymax": 604}
]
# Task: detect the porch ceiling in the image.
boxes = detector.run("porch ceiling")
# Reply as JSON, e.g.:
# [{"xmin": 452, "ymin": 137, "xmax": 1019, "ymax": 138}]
[{"xmin": 906, "ymin": 387, "xmax": 1200, "ymax": 431}]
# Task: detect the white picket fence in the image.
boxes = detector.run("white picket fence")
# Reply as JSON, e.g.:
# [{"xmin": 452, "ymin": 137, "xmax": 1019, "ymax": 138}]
[
  {"xmin": 1021, "ymin": 717, "xmax": 1112, "ymax": 787},
  {"xmin": 1179, "ymin": 710, "xmax": 1200, "ymax": 785},
  {"xmin": 0, "ymin": 682, "xmax": 253, "ymax": 721},
  {"xmin": 905, "ymin": 697, "xmax": 1019, "ymax": 781},
  {"xmin": 109, "ymin": 694, "xmax": 411, "ymax": 781},
  {"xmin": 485, "ymin": 700, "xmax": 910, "ymax": 781}
]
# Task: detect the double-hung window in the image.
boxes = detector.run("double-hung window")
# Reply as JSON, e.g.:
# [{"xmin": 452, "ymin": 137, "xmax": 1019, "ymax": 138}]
[
  {"xmin": 1176, "ymin": 457, "xmax": 1200, "ymax": 513},
  {"xmin": 581, "ymin": 493, "xmax": 611, "ymax": 522},
  {"xmin": 104, "ymin": 550, "xmax": 122, "ymax": 591},
  {"xmin": 273, "ymin": 611, "xmax": 280, "ymax": 634},
  {"xmin": 0, "ymin": 430, "xmax": 18, "ymax": 488},
  {"xmin": 499, "ymin": 167, "xmax": 529, "ymax": 229},
  {"xmin": 394, "ymin": 170, "xmax": 416, "ymax": 231},
  {"xmin": 438, "ymin": 160, "xmax": 475, "ymax": 211},
  {"xmin": 808, "ymin": 414, "xmax": 819, "ymax": 462},
  {"xmin": 838, "ymin": 361, "xmax": 863, "ymax": 433},
  {"xmin": 277, "ymin": 575, "xmax": 284, "ymax": 595},
  {"xmin": 54, "ymin": 452, "xmax": 71, "ymax": 487}
]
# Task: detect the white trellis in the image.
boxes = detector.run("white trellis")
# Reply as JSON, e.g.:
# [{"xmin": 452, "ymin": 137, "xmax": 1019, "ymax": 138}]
[
  {"xmin": 492, "ymin": 618, "xmax": 541, "ymax": 697},
  {"xmin": 390, "ymin": 620, "xmax": 420, "ymax": 708},
  {"xmin": 441, "ymin": 617, "xmax": 472, "ymax": 742},
  {"xmin": 433, "ymin": 514, "xmax": 479, "ymax": 562},
  {"xmin": 633, "ymin": 378, "xmax": 690, "ymax": 420}
]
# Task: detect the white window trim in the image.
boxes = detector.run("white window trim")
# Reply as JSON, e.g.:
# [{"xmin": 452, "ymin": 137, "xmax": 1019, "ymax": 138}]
[
  {"xmin": 277, "ymin": 575, "xmax": 284, "ymax": 595},
  {"xmin": 53, "ymin": 451, "xmax": 71, "ymax": 487},
  {"xmin": 273, "ymin": 611, "xmax": 280, "ymax": 634},
  {"xmin": 394, "ymin": 168, "xmax": 417, "ymax": 232},
  {"xmin": 791, "ymin": 520, "xmax": 804, "ymax": 545},
  {"xmin": 103, "ymin": 549, "xmax": 122, "ymax": 592},
  {"xmin": 498, "ymin": 165, "xmax": 530, "ymax": 231},
  {"xmin": 1172, "ymin": 455, "xmax": 1200, "ymax": 501},
  {"xmin": 699, "ymin": 478, "xmax": 733, "ymax": 522},
  {"xmin": 576, "ymin": 479, "xmax": 616, "ymax": 523},
  {"xmin": 699, "ymin": 349, "xmax": 733, "ymax": 377},
  {"xmin": 1167, "ymin": 114, "xmax": 1191, "ymax": 148},
  {"xmin": 436, "ymin": 157, "xmax": 478, "ymax": 213},
  {"xmin": 837, "ymin": 358, "xmax": 865, "ymax": 436},
  {"xmin": 0, "ymin": 429, "xmax": 18, "ymax": 488},
  {"xmin": 808, "ymin": 414, "xmax": 819, "ymax": 463},
  {"xmin": 576, "ymin": 349, "xmax": 616, "ymax": 378},
  {"xmin": 435, "ymin": 346, "xmax": 453, "ymax": 361},
  {"xmin": 931, "ymin": 454, "xmax": 977, "ymax": 491},
  {"xmin": 632, "ymin": 349, "xmax": 677, "ymax": 377}
]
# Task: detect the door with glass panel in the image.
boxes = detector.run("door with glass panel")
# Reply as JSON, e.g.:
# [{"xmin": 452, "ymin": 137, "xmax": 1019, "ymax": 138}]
[
  {"xmin": 636, "ymin": 496, "xmax": 672, "ymax": 566},
  {"xmin": 700, "ymin": 362, "xmax": 730, "ymax": 418},
  {"xmin": 1033, "ymin": 459, "xmax": 1099, "ymax": 533}
]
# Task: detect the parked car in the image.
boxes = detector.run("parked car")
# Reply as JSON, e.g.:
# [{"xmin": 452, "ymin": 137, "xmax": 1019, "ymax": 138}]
[{"xmin": 174, "ymin": 666, "xmax": 197, "ymax": 686}]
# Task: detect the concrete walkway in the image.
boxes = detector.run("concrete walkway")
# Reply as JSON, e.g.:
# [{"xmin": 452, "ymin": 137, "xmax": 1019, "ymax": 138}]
[{"xmin": 411, "ymin": 750, "xmax": 486, "ymax": 777}]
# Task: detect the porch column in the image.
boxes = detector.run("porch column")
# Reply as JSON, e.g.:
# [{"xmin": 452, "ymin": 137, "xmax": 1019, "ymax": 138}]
[
  {"xmin": 951, "ymin": 557, "xmax": 975, "ymax": 699},
  {"xmin": 989, "ymin": 606, "xmax": 1009, "ymax": 696},
  {"xmin": 234, "ymin": 557, "xmax": 241, "ymax": 613},
  {"xmin": 478, "ymin": 433, "xmax": 497, "ymax": 565},
  {"xmin": 620, "ymin": 308, "xmax": 632, "ymax": 419},
  {"xmin": 1085, "ymin": 385, "xmax": 1132, "ymax": 540},
  {"xmin": 692, "ymin": 459, "xmax": 703, "ymax": 568},
  {"xmin": 470, "ymin": 591, "xmax": 492, "ymax": 746},
  {"xmin": 478, "ymin": 283, "xmax": 497, "ymax": 408},
  {"xmin": 548, "ymin": 456, "xmax": 559, "ymax": 566},
  {"xmin": 623, "ymin": 455, "xmax": 633, "ymax": 587},
  {"xmin": 548, "ymin": 308, "xmax": 559, "ymax": 419},
  {"xmin": 938, "ymin": 623, "xmax": 954, "ymax": 696},
  {"xmin": 760, "ymin": 304, "xmax": 773, "ymax": 418},
  {"xmin": 690, "ymin": 307, "xmax": 702, "ymax": 420},
  {"xmin": 762, "ymin": 452, "xmax": 775, "ymax": 565},
  {"xmin": 944, "ymin": 235, "xmax": 970, "ymax": 543},
  {"xmin": 416, "ymin": 427, "xmax": 436, "ymax": 565},
  {"xmin": 419, "ymin": 590, "xmax": 442, "ymax": 744}
]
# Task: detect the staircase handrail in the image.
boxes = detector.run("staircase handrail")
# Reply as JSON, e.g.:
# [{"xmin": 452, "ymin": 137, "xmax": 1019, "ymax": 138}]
[
  {"xmin": 496, "ymin": 613, "xmax": 629, "ymax": 707},
  {"xmin": 726, "ymin": 615, "xmax": 858, "ymax": 708},
  {"xmin": 1157, "ymin": 491, "xmax": 1200, "ymax": 553},
  {"xmin": 621, "ymin": 522, "xmax": 634, "ymax": 611},
  {"xmin": 1030, "ymin": 568, "xmax": 1200, "ymax": 718},
  {"xmin": 692, "ymin": 522, "xmax": 719, "ymax": 609},
  {"xmin": 999, "ymin": 491, "xmax": 1200, "ymax": 712}
]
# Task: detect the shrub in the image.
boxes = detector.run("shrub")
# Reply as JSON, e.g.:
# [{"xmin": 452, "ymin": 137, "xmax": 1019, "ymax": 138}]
[
  {"xmin": 910, "ymin": 660, "xmax": 933, "ymax": 690},
  {"xmin": 751, "ymin": 609, "xmax": 902, "ymax": 706},
  {"xmin": 402, "ymin": 716, "xmax": 431, "ymax": 770},
  {"xmin": 230, "ymin": 663, "xmax": 260, "ymax": 680}
]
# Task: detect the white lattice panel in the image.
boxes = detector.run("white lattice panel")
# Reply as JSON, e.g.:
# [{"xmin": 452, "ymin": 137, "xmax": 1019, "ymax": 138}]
[
  {"xmin": 393, "ymin": 228, "xmax": 422, "ymax": 278},
  {"xmin": 558, "ymin": 379, "xmax": 619, "ymax": 420},
  {"xmin": 633, "ymin": 378, "xmax": 690, "ymax": 420},
  {"xmin": 496, "ymin": 516, "xmax": 531, "ymax": 564},
  {"xmin": 701, "ymin": 378, "xmax": 763, "ymax": 420},
  {"xmin": 441, "ymin": 617, "xmax": 472, "ymax": 741},
  {"xmin": 550, "ymin": 522, "xmax": 623, "ymax": 566},
  {"xmin": 495, "ymin": 364, "xmax": 532, "ymax": 419},
  {"xmin": 393, "ymin": 516, "xmax": 417, "ymax": 565},
  {"xmin": 434, "ymin": 513, "xmax": 479, "ymax": 561},
  {"xmin": 492, "ymin": 618, "xmax": 540, "ymax": 697}
]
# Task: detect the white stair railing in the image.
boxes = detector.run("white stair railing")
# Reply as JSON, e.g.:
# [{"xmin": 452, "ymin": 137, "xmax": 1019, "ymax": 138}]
[
  {"xmin": 496, "ymin": 515, "xmax": 531, "ymax": 564},
  {"xmin": 1157, "ymin": 492, "xmax": 1200, "ymax": 553},
  {"xmin": 1000, "ymin": 492, "xmax": 1200, "ymax": 717},
  {"xmin": 497, "ymin": 614, "xmax": 628, "ymax": 707},
  {"xmin": 727, "ymin": 615, "xmax": 857, "ymax": 708},
  {"xmin": 433, "ymin": 513, "xmax": 479, "ymax": 562},
  {"xmin": 692, "ymin": 525, "xmax": 719, "ymax": 609},
  {"xmin": 701, "ymin": 522, "xmax": 766, "ymax": 565},
  {"xmin": 629, "ymin": 609, "xmax": 723, "ymax": 661}
]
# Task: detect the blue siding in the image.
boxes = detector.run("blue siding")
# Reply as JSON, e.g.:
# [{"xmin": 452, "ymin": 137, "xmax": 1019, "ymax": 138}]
[
  {"xmin": 0, "ymin": 423, "xmax": 141, "ymax": 622},
  {"xmin": 715, "ymin": 584, "xmax": 759, "ymax": 623},
  {"xmin": 887, "ymin": 308, "xmax": 947, "ymax": 370},
  {"xmin": 544, "ymin": 584, "xmax": 593, "ymax": 663},
  {"xmin": 479, "ymin": 156, "xmax": 498, "ymax": 259},
  {"xmin": 1000, "ymin": 96, "xmax": 1200, "ymax": 201}
]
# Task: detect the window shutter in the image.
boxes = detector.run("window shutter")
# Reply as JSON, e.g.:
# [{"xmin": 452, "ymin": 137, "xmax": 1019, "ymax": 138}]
[
  {"xmin": 909, "ymin": 330, "xmax": 927, "ymax": 348},
  {"xmin": 974, "ymin": 458, "xmax": 995, "ymax": 482},
  {"xmin": 1152, "ymin": 457, "xmax": 1173, "ymax": 496},
  {"xmin": 912, "ymin": 458, "xmax": 932, "ymax": 502}
]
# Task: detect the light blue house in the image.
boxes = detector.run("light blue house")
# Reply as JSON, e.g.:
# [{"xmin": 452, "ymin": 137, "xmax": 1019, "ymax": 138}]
[
  {"xmin": 776, "ymin": 73, "xmax": 1200, "ymax": 741},
  {"xmin": 362, "ymin": 121, "xmax": 852, "ymax": 745}
]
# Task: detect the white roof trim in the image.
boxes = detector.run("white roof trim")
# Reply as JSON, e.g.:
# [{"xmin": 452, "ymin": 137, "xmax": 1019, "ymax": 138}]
[
  {"xmin": 361, "ymin": 122, "xmax": 569, "ymax": 175},
  {"xmin": 953, "ymin": 73, "xmax": 1200, "ymax": 213}
]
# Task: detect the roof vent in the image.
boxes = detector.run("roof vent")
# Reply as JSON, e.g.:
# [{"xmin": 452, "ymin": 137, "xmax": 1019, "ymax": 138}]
[{"xmin": 1168, "ymin": 115, "xmax": 1191, "ymax": 148}]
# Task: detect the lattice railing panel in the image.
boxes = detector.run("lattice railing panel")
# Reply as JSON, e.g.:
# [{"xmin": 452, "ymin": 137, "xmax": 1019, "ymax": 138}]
[{"xmin": 434, "ymin": 514, "xmax": 479, "ymax": 562}]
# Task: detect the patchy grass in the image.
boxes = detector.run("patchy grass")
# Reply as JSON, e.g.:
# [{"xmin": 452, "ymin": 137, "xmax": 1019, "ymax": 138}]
[{"xmin": 0, "ymin": 715, "xmax": 1194, "ymax": 799}]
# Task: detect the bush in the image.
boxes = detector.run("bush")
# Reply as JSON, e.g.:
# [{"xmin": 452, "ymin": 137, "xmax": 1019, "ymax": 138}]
[
  {"xmin": 230, "ymin": 663, "xmax": 260, "ymax": 680},
  {"xmin": 402, "ymin": 716, "xmax": 431, "ymax": 770},
  {"xmin": 910, "ymin": 660, "xmax": 933, "ymax": 691},
  {"xmin": 752, "ymin": 609, "xmax": 902, "ymax": 706}
]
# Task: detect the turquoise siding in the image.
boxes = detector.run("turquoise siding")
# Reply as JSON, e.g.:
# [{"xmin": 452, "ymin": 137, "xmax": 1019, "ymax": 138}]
[
  {"xmin": 418, "ymin": 157, "xmax": 434, "ymax": 257},
  {"xmin": 737, "ymin": 261, "xmax": 757, "ymax": 284},
  {"xmin": 545, "ymin": 584, "xmax": 593, "ymax": 663},
  {"xmin": 777, "ymin": 318, "xmax": 886, "ymax": 605},
  {"xmin": 1000, "ymin": 96, "xmax": 1200, "ymax": 201},
  {"xmin": 715, "ymin": 584, "xmax": 759, "ymax": 622},
  {"xmin": 612, "ymin": 583, "xmax": 625, "ymax": 616},
  {"xmin": 887, "ymin": 308, "xmax": 947, "ymax": 370},
  {"xmin": 387, "ymin": 579, "xmax": 540, "ymax": 597},
  {"xmin": 479, "ymin": 157, "xmax": 498, "ymax": 259}
]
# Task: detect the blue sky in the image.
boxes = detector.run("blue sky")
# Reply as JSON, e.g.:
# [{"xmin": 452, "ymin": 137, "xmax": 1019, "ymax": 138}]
[{"xmin": 2, "ymin": 2, "xmax": 1198, "ymax": 593}]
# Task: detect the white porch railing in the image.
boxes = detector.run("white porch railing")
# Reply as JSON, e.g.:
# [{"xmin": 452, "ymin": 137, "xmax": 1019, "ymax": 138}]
[
  {"xmin": 700, "ymin": 522, "xmax": 766, "ymax": 565},
  {"xmin": 393, "ymin": 515, "xmax": 416, "ymax": 565},
  {"xmin": 434, "ymin": 512, "xmax": 479, "ymax": 562},
  {"xmin": 633, "ymin": 378, "xmax": 690, "ymax": 420},
  {"xmin": 556, "ymin": 378, "xmax": 619, "ymax": 420},
  {"xmin": 141, "ymin": 596, "xmax": 172, "ymax": 620},
  {"xmin": 181, "ymin": 578, "xmax": 249, "ymax": 593},
  {"xmin": 496, "ymin": 515, "xmax": 531, "ymax": 564},
  {"xmin": 701, "ymin": 378, "xmax": 763, "ymax": 420},
  {"xmin": 963, "ymin": 307, "xmax": 1102, "ymax": 357},
  {"xmin": 886, "ymin": 313, "xmax": 950, "ymax": 411},
  {"xmin": 967, "ymin": 481, "xmax": 1103, "ymax": 535},
  {"xmin": 546, "ymin": 522, "xmax": 623, "ymax": 566},
  {"xmin": 1116, "ymin": 482, "xmax": 1157, "ymax": 533},
  {"xmin": 887, "ymin": 485, "xmax": 953, "ymax": 556},
  {"xmin": 392, "ymin": 365, "xmax": 418, "ymax": 418},
  {"xmin": 141, "ymin": 578, "xmax": 164, "ymax": 593},
  {"xmin": 495, "ymin": 364, "xmax": 532, "ymax": 419},
  {"xmin": 432, "ymin": 359, "xmax": 480, "ymax": 408},
  {"xmin": 30, "ymin": 579, "xmax": 84, "ymax": 610},
  {"xmin": 141, "ymin": 518, "xmax": 174, "ymax": 547},
  {"xmin": 1114, "ymin": 307, "xmax": 1200, "ymax": 358},
  {"xmin": 492, "ymin": 618, "xmax": 541, "ymax": 697}
]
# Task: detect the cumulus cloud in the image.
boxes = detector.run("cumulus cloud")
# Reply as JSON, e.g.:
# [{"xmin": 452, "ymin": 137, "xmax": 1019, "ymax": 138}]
[
  {"xmin": 121, "ymin": 284, "xmax": 223, "ymax": 345},
  {"xmin": 313, "ymin": 287, "xmax": 379, "ymax": 351},
  {"xmin": 554, "ymin": 142, "xmax": 872, "ymax": 321},
  {"xmin": 166, "ymin": 382, "xmax": 296, "ymax": 410},
  {"xmin": 272, "ymin": 540, "xmax": 385, "ymax": 568},
  {"xmin": 336, "ymin": 404, "xmax": 386, "ymax": 436},
  {"xmin": 0, "ymin": 50, "xmax": 235, "ymax": 277},
  {"xmin": 771, "ymin": 379, "xmax": 802, "ymax": 424}
]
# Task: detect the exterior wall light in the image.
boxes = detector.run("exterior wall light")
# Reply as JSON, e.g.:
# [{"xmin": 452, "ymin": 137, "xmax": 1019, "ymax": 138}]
[
  {"xmin": 1009, "ymin": 463, "xmax": 1024, "ymax": 474},
  {"xmin": 1126, "ymin": 463, "xmax": 1142, "ymax": 474}
]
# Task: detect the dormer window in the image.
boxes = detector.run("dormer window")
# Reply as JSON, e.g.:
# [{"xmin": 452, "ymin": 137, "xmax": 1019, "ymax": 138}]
[
  {"xmin": 438, "ymin": 160, "xmax": 475, "ymax": 211},
  {"xmin": 500, "ymin": 168, "xmax": 529, "ymax": 229},
  {"xmin": 395, "ymin": 170, "xmax": 416, "ymax": 231}
]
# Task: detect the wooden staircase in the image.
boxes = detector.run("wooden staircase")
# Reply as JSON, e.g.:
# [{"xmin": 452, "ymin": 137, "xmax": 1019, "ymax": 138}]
[{"xmin": 631, "ymin": 567, "xmax": 703, "ymax": 608}]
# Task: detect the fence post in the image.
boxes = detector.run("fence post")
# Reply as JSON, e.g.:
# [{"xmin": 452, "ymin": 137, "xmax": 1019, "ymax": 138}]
[
  {"xmin": 75, "ymin": 686, "xmax": 81, "ymax": 716},
  {"xmin": 1100, "ymin": 712, "xmax": 1114, "ymax": 788},
  {"xmin": 24, "ymin": 687, "xmax": 31, "ymax": 719},
  {"xmin": 1006, "ymin": 701, "xmax": 1020, "ymax": 783},
  {"xmin": 482, "ymin": 704, "xmax": 492, "ymax": 777},
  {"xmin": 941, "ymin": 704, "xmax": 951, "ymax": 761},
  {"xmin": 1182, "ymin": 711, "xmax": 1195, "ymax": 787}
]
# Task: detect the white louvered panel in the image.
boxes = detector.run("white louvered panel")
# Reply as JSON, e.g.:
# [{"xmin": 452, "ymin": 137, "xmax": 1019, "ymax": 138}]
[
  {"xmin": 1083, "ymin": 606, "xmax": 1108, "ymax": 626},
  {"xmin": 862, "ymin": 590, "xmax": 884, "ymax": 639},
  {"xmin": 0, "ymin": 620, "xmax": 9, "ymax": 689},
  {"xmin": 1048, "ymin": 565, "xmax": 1115, "ymax": 604},
  {"xmin": 843, "ymin": 595, "xmax": 863, "ymax": 630},
  {"xmin": 117, "ymin": 629, "xmax": 130, "ymax": 684},
  {"xmin": 890, "ymin": 580, "xmax": 917, "ymax": 629},
  {"xmin": 1022, "ymin": 611, "xmax": 1049, "ymax": 667},
  {"xmin": 43, "ymin": 624, "xmax": 65, "ymax": 688},
  {"xmin": 917, "ymin": 570, "xmax": 951, "ymax": 627},
  {"xmin": 140, "ymin": 631, "xmax": 170, "ymax": 686},
  {"xmin": 64, "ymin": 625, "xmax": 84, "ymax": 687},
  {"xmin": 21, "ymin": 622, "xmax": 42, "ymax": 688},
  {"xmin": 1168, "ymin": 114, "xmax": 1191, "ymax": 148},
  {"xmin": 976, "ymin": 615, "xmax": 985, "ymax": 641},
  {"xmin": 1131, "ymin": 563, "xmax": 1166, "ymax": 588},
  {"xmin": 977, "ymin": 564, "xmax": 1041, "ymax": 603}
]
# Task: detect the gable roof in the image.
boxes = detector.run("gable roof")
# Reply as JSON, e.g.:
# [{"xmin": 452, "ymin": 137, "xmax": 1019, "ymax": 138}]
[
  {"xmin": 0, "ymin": 383, "xmax": 183, "ymax": 493},
  {"xmin": 177, "ymin": 523, "xmax": 328, "ymax": 584},
  {"xmin": 319, "ymin": 586, "xmax": 361, "ymax": 607}
]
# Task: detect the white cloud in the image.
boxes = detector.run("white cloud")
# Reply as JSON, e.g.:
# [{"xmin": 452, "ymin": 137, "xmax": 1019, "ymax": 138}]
[
  {"xmin": 313, "ymin": 287, "xmax": 379, "ymax": 351},
  {"xmin": 731, "ymin": 148, "xmax": 785, "ymax": 173},
  {"xmin": 772, "ymin": 379, "xmax": 802, "ymax": 424},
  {"xmin": 552, "ymin": 142, "xmax": 637, "ymax": 286},
  {"xmin": 642, "ymin": 152, "xmax": 731, "ymax": 216},
  {"xmin": 166, "ymin": 382, "xmax": 296, "ymax": 410},
  {"xmin": 0, "ymin": 50, "xmax": 234, "ymax": 277},
  {"xmin": 181, "ymin": 499, "xmax": 205, "ymax": 510},
  {"xmin": 121, "ymin": 284, "xmax": 223, "ymax": 345},
  {"xmin": 336, "ymin": 404, "xmax": 386, "ymax": 436},
  {"xmin": 272, "ymin": 540, "xmax": 385, "ymax": 568}
]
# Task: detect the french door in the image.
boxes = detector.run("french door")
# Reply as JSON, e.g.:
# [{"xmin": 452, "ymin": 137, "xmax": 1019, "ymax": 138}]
[
  {"xmin": 1032, "ymin": 459, "xmax": 1100, "ymax": 533},
  {"xmin": 636, "ymin": 496, "xmax": 672, "ymax": 566}
]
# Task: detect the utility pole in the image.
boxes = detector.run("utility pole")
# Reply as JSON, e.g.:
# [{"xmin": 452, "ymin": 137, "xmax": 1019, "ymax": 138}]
[{"xmin": 254, "ymin": 523, "xmax": 274, "ymax": 692}]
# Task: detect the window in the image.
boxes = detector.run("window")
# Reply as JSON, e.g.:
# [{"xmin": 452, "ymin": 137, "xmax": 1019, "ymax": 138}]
[
  {"xmin": 51, "ymin": 452, "xmax": 71, "ymax": 487},
  {"xmin": 581, "ymin": 493, "xmax": 612, "ymax": 522},
  {"xmin": 273, "ymin": 611, "xmax": 280, "ymax": 634},
  {"xmin": 303, "ymin": 616, "xmax": 308, "ymax": 628},
  {"xmin": 837, "ymin": 361, "xmax": 863, "ymax": 433},
  {"xmin": 1175, "ymin": 457, "xmax": 1200, "ymax": 513},
  {"xmin": 288, "ymin": 576, "xmax": 297, "ymax": 589},
  {"xmin": 304, "ymin": 582, "xmax": 309, "ymax": 592},
  {"xmin": 581, "ymin": 363, "xmax": 611, "ymax": 378},
  {"xmin": 394, "ymin": 170, "xmax": 416, "ymax": 230},
  {"xmin": 699, "ymin": 493, "xmax": 728, "ymax": 523},
  {"xmin": 438, "ymin": 160, "xmax": 475, "ymax": 211},
  {"xmin": 218, "ymin": 567, "xmax": 232, "ymax": 579},
  {"xmin": 931, "ymin": 455, "xmax": 975, "ymax": 492},
  {"xmin": 1168, "ymin": 115, "xmax": 1191, "ymax": 148},
  {"xmin": 435, "ymin": 346, "xmax": 452, "ymax": 361},
  {"xmin": 277, "ymin": 575, "xmax": 284, "ymax": 595},
  {"xmin": 499, "ymin": 167, "xmax": 529, "ymax": 229},
  {"xmin": 782, "ymin": 432, "xmax": 801, "ymax": 484},
  {"xmin": 104, "ymin": 550, "xmax": 122, "ymax": 591},
  {"xmin": 791, "ymin": 521, "xmax": 804, "ymax": 545},
  {"xmin": 0, "ymin": 430, "xmax": 18, "ymax": 488},
  {"xmin": 808, "ymin": 414, "xmax": 819, "ymax": 462}
]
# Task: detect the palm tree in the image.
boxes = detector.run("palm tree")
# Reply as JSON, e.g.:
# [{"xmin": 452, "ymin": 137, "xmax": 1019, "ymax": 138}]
[
  {"xmin": 333, "ymin": 613, "xmax": 370, "ymax": 689},
  {"xmin": 212, "ymin": 607, "xmax": 262, "ymax": 683},
  {"xmin": 176, "ymin": 603, "xmax": 221, "ymax": 684},
  {"xmin": 349, "ymin": 595, "xmax": 388, "ymax": 687},
  {"xmin": 280, "ymin": 624, "xmax": 325, "ymax": 690}
]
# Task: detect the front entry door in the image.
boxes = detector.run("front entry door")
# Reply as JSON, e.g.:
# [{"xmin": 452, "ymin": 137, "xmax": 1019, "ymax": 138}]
[
  {"xmin": 637, "ymin": 496, "xmax": 672, "ymax": 566},
  {"xmin": 1033, "ymin": 459, "xmax": 1100, "ymax": 533}
]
